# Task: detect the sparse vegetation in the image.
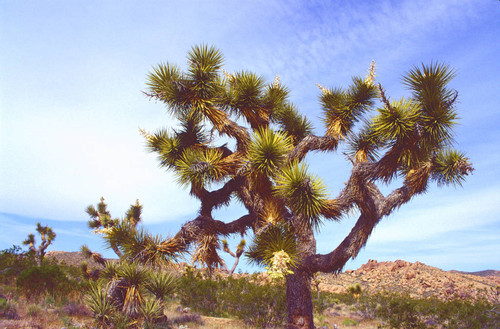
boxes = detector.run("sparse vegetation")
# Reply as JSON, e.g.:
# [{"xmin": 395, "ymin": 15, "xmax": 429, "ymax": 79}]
[
  {"xmin": 1, "ymin": 251, "xmax": 499, "ymax": 328},
  {"xmin": 177, "ymin": 268, "xmax": 287, "ymax": 328}
]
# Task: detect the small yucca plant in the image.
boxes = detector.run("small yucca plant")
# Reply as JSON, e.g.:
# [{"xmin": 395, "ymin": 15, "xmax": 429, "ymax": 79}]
[
  {"xmin": 86, "ymin": 282, "xmax": 115, "ymax": 327},
  {"xmin": 140, "ymin": 298, "xmax": 165, "ymax": 327},
  {"xmin": 117, "ymin": 262, "xmax": 149, "ymax": 318},
  {"xmin": 146, "ymin": 271, "xmax": 178, "ymax": 303}
]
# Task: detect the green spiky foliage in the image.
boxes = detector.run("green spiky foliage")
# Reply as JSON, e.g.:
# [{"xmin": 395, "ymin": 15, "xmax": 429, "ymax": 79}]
[
  {"xmin": 98, "ymin": 46, "xmax": 473, "ymax": 328},
  {"xmin": 140, "ymin": 298, "xmax": 164, "ymax": 326},
  {"xmin": 146, "ymin": 271, "xmax": 178, "ymax": 302},
  {"xmin": 248, "ymin": 128, "xmax": 293, "ymax": 176},
  {"xmin": 246, "ymin": 225, "xmax": 299, "ymax": 270},
  {"xmin": 272, "ymin": 104, "xmax": 313, "ymax": 145},
  {"xmin": 86, "ymin": 281, "xmax": 115, "ymax": 328},
  {"xmin": 122, "ymin": 229, "xmax": 180, "ymax": 268},
  {"xmin": 101, "ymin": 261, "xmax": 120, "ymax": 280},
  {"xmin": 321, "ymin": 77, "xmax": 377, "ymax": 140},
  {"xmin": 274, "ymin": 161, "xmax": 328, "ymax": 227},
  {"xmin": 22, "ymin": 223, "xmax": 56, "ymax": 264},
  {"xmin": 117, "ymin": 262, "xmax": 149, "ymax": 318},
  {"xmin": 175, "ymin": 148, "xmax": 229, "ymax": 188},
  {"xmin": 85, "ymin": 260, "xmax": 180, "ymax": 326},
  {"xmin": 86, "ymin": 198, "xmax": 146, "ymax": 259}
]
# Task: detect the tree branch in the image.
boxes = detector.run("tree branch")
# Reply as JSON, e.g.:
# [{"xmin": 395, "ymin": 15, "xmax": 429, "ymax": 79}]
[
  {"xmin": 164, "ymin": 213, "xmax": 255, "ymax": 253},
  {"xmin": 288, "ymin": 135, "xmax": 339, "ymax": 162}
]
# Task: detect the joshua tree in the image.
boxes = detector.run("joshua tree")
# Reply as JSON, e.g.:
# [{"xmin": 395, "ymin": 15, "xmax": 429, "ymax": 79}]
[
  {"xmin": 119, "ymin": 45, "xmax": 472, "ymax": 328},
  {"xmin": 22, "ymin": 223, "xmax": 56, "ymax": 264},
  {"xmin": 220, "ymin": 238, "xmax": 246, "ymax": 275},
  {"xmin": 347, "ymin": 283, "xmax": 362, "ymax": 302},
  {"xmin": 86, "ymin": 198, "xmax": 178, "ymax": 267}
]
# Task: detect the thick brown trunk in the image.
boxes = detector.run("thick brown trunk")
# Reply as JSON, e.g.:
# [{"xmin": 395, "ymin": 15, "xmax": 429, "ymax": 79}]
[
  {"xmin": 286, "ymin": 269, "xmax": 314, "ymax": 329},
  {"xmin": 286, "ymin": 220, "xmax": 316, "ymax": 329}
]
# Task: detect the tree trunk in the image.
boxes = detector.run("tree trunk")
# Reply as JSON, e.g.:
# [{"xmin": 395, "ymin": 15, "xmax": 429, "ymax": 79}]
[
  {"xmin": 286, "ymin": 220, "xmax": 316, "ymax": 329},
  {"xmin": 286, "ymin": 269, "xmax": 314, "ymax": 329}
]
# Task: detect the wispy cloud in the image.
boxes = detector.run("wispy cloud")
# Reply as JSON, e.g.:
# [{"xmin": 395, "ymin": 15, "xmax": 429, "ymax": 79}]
[{"xmin": 370, "ymin": 186, "xmax": 500, "ymax": 244}]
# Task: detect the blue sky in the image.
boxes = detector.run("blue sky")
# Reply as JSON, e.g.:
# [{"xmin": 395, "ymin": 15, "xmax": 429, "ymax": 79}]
[{"xmin": 1, "ymin": 0, "xmax": 499, "ymax": 272}]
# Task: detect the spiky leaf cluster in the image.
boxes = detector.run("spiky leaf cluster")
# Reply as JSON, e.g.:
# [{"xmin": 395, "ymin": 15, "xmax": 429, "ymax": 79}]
[
  {"xmin": 246, "ymin": 225, "xmax": 299, "ymax": 271},
  {"xmin": 432, "ymin": 150, "xmax": 471, "ymax": 187},
  {"xmin": 175, "ymin": 148, "xmax": 229, "ymax": 188},
  {"xmin": 343, "ymin": 63, "xmax": 470, "ymax": 186},
  {"xmin": 274, "ymin": 161, "xmax": 328, "ymax": 225},
  {"xmin": 86, "ymin": 281, "xmax": 115, "ymax": 326},
  {"xmin": 272, "ymin": 104, "xmax": 313, "ymax": 145},
  {"xmin": 321, "ymin": 78, "xmax": 377, "ymax": 139},
  {"xmin": 121, "ymin": 229, "xmax": 179, "ymax": 267},
  {"xmin": 248, "ymin": 128, "xmax": 293, "ymax": 176},
  {"xmin": 145, "ymin": 272, "xmax": 178, "ymax": 301}
]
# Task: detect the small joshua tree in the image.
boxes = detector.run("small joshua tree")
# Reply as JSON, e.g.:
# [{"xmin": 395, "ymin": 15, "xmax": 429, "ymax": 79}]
[
  {"xmin": 221, "ymin": 238, "xmax": 246, "ymax": 275},
  {"xmin": 347, "ymin": 283, "xmax": 362, "ymax": 302},
  {"xmin": 86, "ymin": 198, "xmax": 179, "ymax": 267},
  {"xmin": 22, "ymin": 223, "xmax": 56, "ymax": 265}
]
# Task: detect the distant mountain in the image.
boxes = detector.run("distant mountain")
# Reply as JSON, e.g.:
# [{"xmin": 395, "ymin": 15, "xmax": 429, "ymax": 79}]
[
  {"xmin": 318, "ymin": 259, "xmax": 500, "ymax": 304},
  {"xmin": 449, "ymin": 269, "xmax": 500, "ymax": 277}
]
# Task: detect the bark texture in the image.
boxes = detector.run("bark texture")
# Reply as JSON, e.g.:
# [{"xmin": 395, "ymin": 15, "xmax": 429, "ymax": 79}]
[{"xmin": 286, "ymin": 270, "xmax": 314, "ymax": 329}]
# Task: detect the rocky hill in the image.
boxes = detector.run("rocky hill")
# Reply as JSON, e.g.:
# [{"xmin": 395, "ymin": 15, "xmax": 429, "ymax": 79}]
[
  {"xmin": 45, "ymin": 250, "xmax": 110, "ymax": 269},
  {"xmin": 318, "ymin": 259, "xmax": 500, "ymax": 304}
]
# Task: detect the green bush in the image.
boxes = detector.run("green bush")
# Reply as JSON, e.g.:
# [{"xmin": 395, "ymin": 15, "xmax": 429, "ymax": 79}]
[
  {"xmin": 178, "ymin": 271, "xmax": 286, "ymax": 328},
  {"xmin": 0, "ymin": 297, "xmax": 19, "ymax": 319},
  {"xmin": 0, "ymin": 245, "xmax": 36, "ymax": 283},
  {"xmin": 342, "ymin": 318, "xmax": 359, "ymax": 326},
  {"xmin": 358, "ymin": 292, "xmax": 499, "ymax": 329},
  {"xmin": 16, "ymin": 263, "xmax": 73, "ymax": 299}
]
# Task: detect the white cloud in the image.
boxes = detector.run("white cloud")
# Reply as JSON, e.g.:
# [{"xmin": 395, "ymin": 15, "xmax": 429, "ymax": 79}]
[{"xmin": 370, "ymin": 186, "xmax": 500, "ymax": 244}]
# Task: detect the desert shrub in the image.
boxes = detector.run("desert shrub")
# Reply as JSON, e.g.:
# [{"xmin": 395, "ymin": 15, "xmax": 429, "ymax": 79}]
[
  {"xmin": 0, "ymin": 296, "xmax": 19, "ymax": 319},
  {"xmin": 86, "ymin": 262, "xmax": 179, "ymax": 328},
  {"xmin": 177, "ymin": 271, "xmax": 286, "ymax": 328},
  {"xmin": 374, "ymin": 294, "xmax": 427, "ymax": 329},
  {"xmin": 432, "ymin": 299, "xmax": 499, "ymax": 329},
  {"xmin": 26, "ymin": 303, "xmax": 42, "ymax": 317},
  {"xmin": 0, "ymin": 245, "xmax": 36, "ymax": 283},
  {"xmin": 313, "ymin": 290, "xmax": 356, "ymax": 314},
  {"xmin": 86, "ymin": 281, "xmax": 115, "ymax": 328},
  {"xmin": 342, "ymin": 318, "xmax": 359, "ymax": 326},
  {"xmin": 358, "ymin": 292, "xmax": 499, "ymax": 329},
  {"xmin": 16, "ymin": 263, "xmax": 73, "ymax": 299}
]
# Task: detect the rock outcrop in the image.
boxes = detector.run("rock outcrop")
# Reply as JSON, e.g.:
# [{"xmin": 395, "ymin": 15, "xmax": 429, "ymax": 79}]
[{"xmin": 318, "ymin": 259, "xmax": 500, "ymax": 304}]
